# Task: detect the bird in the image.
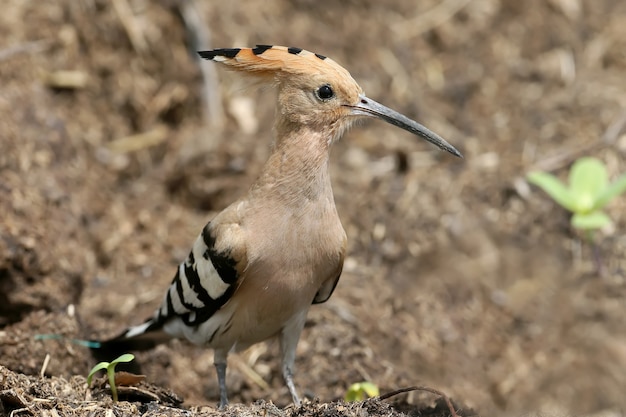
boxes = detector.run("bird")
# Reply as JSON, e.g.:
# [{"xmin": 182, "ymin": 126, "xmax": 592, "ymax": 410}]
[{"xmin": 95, "ymin": 45, "xmax": 462, "ymax": 409}]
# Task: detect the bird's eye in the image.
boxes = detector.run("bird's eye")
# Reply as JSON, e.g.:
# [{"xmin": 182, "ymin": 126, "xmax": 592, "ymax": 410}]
[{"xmin": 316, "ymin": 85, "xmax": 334, "ymax": 100}]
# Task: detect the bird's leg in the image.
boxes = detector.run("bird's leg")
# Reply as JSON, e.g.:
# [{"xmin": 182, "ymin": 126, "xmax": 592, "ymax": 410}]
[
  {"xmin": 214, "ymin": 350, "xmax": 229, "ymax": 409},
  {"xmin": 215, "ymin": 362, "xmax": 228, "ymax": 408},
  {"xmin": 283, "ymin": 363, "xmax": 301, "ymax": 406},
  {"xmin": 279, "ymin": 311, "xmax": 308, "ymax": 407}
]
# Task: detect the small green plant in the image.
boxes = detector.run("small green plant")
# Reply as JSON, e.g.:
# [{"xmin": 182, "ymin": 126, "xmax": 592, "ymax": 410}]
[
  {"xmin": 87, "ymin": 353, "xmax": 135, "ymax": 402},
  {"xmin": 528, "ymin": 157, "xmax": 626, "ymax": 274},
  {"xmin": 527, "ymin": 157, "xmax": 626, "ymax": 232},
  {"xmin": 345, "ymin": 381, "xmax": 380, "ymax": 402}
]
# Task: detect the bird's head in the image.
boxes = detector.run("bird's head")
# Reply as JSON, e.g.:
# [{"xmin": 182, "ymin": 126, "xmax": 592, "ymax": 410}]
[{"xmin": 199, "ymin": 45, "xmax": 461, "ymax": 157}]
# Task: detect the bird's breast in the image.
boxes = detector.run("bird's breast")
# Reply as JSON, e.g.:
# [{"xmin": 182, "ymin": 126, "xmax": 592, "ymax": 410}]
[
  {"xmin": 249, "ymin": 203, "xmax": 344, "ymax": 286},
  {"xmin": 227, "ymin": 198, "xmax": 345, "ymax": 333}
]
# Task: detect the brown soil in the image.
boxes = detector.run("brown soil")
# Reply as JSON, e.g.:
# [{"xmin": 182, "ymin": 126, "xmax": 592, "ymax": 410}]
[{"xmin": 1, "ymin": 1, "xmax": 626, "ymax": 416}]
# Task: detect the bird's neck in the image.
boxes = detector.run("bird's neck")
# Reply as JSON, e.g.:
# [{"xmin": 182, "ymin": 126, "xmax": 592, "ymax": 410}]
[{"xmin": 250, "ymin": 124, "xmax": 334, "ymax": 206}]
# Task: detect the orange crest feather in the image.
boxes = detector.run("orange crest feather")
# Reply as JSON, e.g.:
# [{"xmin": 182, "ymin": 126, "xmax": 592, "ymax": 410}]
[{"xmin": 198, "ymin": 45, "xmax": 352, "ymax": 81}]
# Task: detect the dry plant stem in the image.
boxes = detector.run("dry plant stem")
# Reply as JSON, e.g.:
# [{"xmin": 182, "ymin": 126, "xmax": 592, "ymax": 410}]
[
  {"xmin": 0, "ymin": 40, "xmax": 50, "ymax": 62},
  {"xmin": 107, "ymin": 126, "xmax": 169, "ymax": 153},
  {"xmin": 9, "ymin": 407, "xmax": 29, "ymax": 417},
  {"xmin": 111, "ymin": 0, "xmax": 147, "ymax": 53},
  {"xmin": 394, "ymin": 0, "xmax": 471, "ymax": 39},
  {"xmin": 229, "ymin": 354, "xmax": 270, "ymax": 391},
  {"xmin": 532, "ymin": 110, "xmax": 626, "ymax": 174},
  {"xmin": 39, "ymin": 353, "xmax": 50, "ymax": 378},
  {"xmin": 377, "ymin": 386, "xmax": 460, "ymax": 417},
  {"xmin": 176, "ymin": 0, "xmax": 224, "ymax": 131}
]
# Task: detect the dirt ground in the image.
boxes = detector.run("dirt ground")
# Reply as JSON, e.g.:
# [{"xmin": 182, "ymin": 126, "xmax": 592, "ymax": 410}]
[{"xmin": 2, "ymin": 0, "xmax": 626, "ymax": 416}]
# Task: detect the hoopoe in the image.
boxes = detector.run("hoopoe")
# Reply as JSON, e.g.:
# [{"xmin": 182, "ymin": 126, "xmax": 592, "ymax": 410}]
[{"xmin": 97, "ymin": 45, "xmax": 461, "ymax": 408}]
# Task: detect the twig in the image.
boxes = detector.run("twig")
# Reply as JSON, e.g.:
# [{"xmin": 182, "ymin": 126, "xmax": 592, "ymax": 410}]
[
  {"xmin": 531, "ymin": 110, "xmax": 626, "ymax": 173},
  {"xmin": 44, "ymin": 70, "xmax": 88, "ymax": 90},
  {"xmin": 177, "ymin": 0, "xmax": 224, "ymax": 131},
  {"xmin": 114, "ymin": 386, "xmax": 159, "ymax": 402},
  {"xmin": 112, "ymin": 0, "xmax": 148, "ymax": 53},
  {"xmin": 377, "ymin": 385, "xmax": 460, "ymax": 417},
  {"xmin": 229, "ymin": 353, "xmax": 270, "ymax": 391},
  {"xmin": 107, "ymin": 125, "xmax": 169, "ymax": 153},
  {"xmin": 393, "ymin": 0, "xmax": 471, "ymax": 40},
  {"xmin": 30, "ymin": 398, "xmax": 52, "ymax": 404},
  {"xmin": 601, "ymin": 110, "xmax": 626, "ymax": 144},
  {"xmin": 9, "ymin": 407, "xmax": 30, "ymax": 417},
  {"xmin": 0, "ymin": 39, "xmax": 50, "ymax": 62},
  {"xmin": 39, "ymin": 353, "xmax": 51, "ymax": 378}
]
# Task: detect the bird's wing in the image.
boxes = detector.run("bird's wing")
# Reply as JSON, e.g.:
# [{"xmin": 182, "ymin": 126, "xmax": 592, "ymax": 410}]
[
  {"xmin": 312, "ymin": 269, "xmax": 342, "ymax": 304},
  {"xmin": 151, "ymin": 218, "xmax": 248, "ymax": 329},
  {"xmin": 108, "ymin": 210, "xmax": 249, "ymax": 345},
  {"xmin": 312, "ymin": 237, "xmax": 346, "ymax": 304}
]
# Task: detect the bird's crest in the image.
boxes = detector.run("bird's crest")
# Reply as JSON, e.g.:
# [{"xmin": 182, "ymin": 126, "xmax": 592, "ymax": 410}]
[{"xmin": 198, "ymin": 45, "xmax": 353, "ymax": 82}]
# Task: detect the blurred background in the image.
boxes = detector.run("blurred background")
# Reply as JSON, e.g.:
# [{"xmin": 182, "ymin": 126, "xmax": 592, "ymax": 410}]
[{"xmin": 1, "ymin": 1, "xmax": 625, "ymax": 416}]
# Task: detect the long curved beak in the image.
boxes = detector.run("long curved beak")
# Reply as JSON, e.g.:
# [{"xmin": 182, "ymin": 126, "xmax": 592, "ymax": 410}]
[{"xmin": 346, "ymin": 95, "xmax": 462, "ymax": 158}]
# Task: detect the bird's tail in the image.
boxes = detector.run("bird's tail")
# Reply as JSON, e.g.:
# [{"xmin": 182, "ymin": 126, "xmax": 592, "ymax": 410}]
[{"xmin": 90, "ymin": 317, "xmax": 171, "ymax": 366}]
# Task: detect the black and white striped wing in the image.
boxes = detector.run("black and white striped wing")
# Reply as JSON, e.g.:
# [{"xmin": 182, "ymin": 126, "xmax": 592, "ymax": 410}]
[{"xmin": 120, "ymin": 220, "xmax": 247, "ymax": 340}]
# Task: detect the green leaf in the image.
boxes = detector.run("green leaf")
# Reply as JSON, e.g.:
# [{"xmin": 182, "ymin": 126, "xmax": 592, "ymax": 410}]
[
  {"xmin": 527, "ymin": 171, "xmax": 577, "ymax": 212},
  {"xmin": 594, "ymin": 172, "xmax": 626, "ymax": 210},
  {"xmin": 111, "ymin": 353, "xmax": 135, "ymax": 365},
  {"xmin": 568, "ymin": 158, "xmax": 608, "ymax": 213},
  {"xmin": 87, "ymin": 361, "xmax": 110, "ymax": 386},
  {"xmin": 345, "ymin": 382, "xmax": 380, "ymax": 402},
  {"xmin": 345, "ymin": 387, "xmax": 360, "ymax": 402},
  {"xmin": 571, "ymin": 211, "xmax": 612, "ymax": 230},
  {"xmin": 358, "ymin": 381, "xmax": 380, "ymax": 398}
]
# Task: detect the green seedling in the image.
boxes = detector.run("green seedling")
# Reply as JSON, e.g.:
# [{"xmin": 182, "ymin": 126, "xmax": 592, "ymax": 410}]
[
  {"xmin": 528, "ymin": 157, "xmax": 626, "ymax": 274},
  {"xmin": 345, "ymin": 381, "xmax": 380, "ymax": 402},
  {"xmin": 527, "ymin": 157, "xmax": 626, "ymax": 232},
  {"xmin": 87, "ymin": 353, "xmax": 135, "ymax": 402}
]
